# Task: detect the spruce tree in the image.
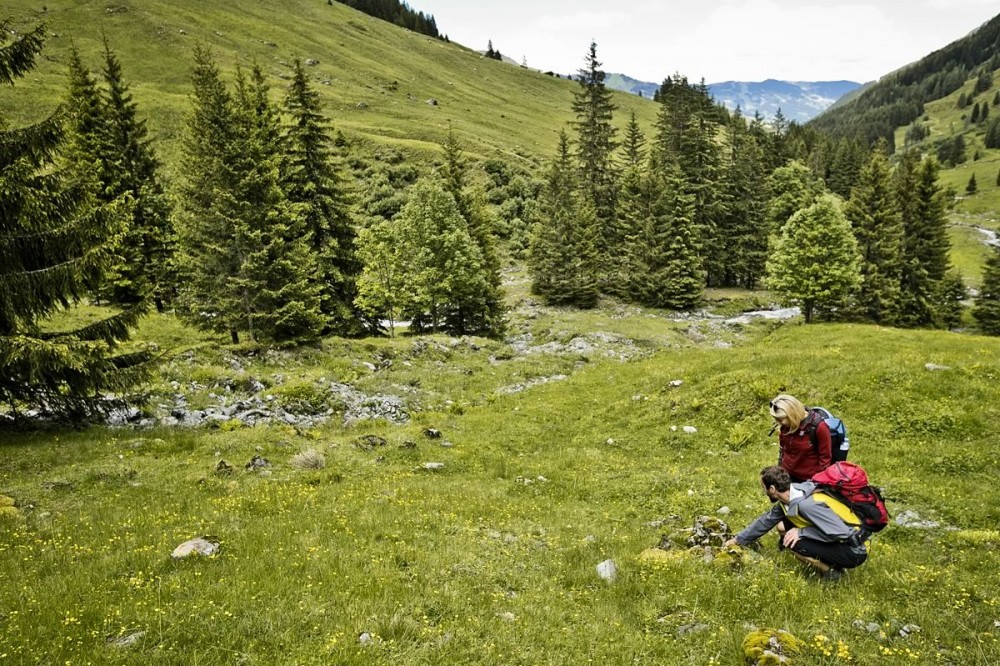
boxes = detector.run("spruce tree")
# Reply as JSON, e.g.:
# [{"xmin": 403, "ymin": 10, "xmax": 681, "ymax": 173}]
[
  {"xmin": 718, "ymin": 107, "xmax": 769, "ymax": 287},
  {"xmin": 966, "ymin": 172, "xmax": 978, "ymax": 194},
  {"xmin": 175, "ymin": 51, "xmax": 323, "ymax": 344},
  {"xmin": 896, "ymin": 154, "xmax": 952, "ymax": 327},
  {"xmin": 571, "ymin": 41, "xmax": 618, "ymax": 270},
  {"xmin": 624, "ymin": 158, "xmax": 703, "ymax": 309},
  {"xmin": 1, "ymin": 25, "xmax": 150, "ymax": 419},
  {"xmin": 936, "ymin": 271, "xmax": 967, "ymax": 330},
  {"xmin": 843, "ymin": 140, "xmax": 903, "ymax": 323},
  {"xmin": 620, "ymin": 110, "xmax": 646, "ymax": 169},
  {"xmin": 765, "ymin": 196, "xmax": 862, "ymax": 323},
  {"xmin": 282, "ymin": 58, "xmax": 362, "ymax": 335},
  {"xmin": 529, "ymin": 131, "xmax": 600, "ymax": 308},
  {"xmin": 653, "ymin": 74, "xmax": 721, "ymax": 286},
  {"xmin": 973, "ymin": 246, "xmax": 1000, "ymax": 335},
  {"xmin": 96, "ymin": 40, "xmax": 174, "ymax": 309}
]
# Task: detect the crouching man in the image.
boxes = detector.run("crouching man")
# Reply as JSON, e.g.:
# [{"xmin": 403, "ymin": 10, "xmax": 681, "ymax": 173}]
[{"xmin": 723, "ymin": 465, "xmax": 867, "ymax": 581}]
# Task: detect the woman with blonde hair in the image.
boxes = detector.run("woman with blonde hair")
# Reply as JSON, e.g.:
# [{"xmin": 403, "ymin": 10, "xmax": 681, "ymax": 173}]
[{"xmin": 770, "ymin": 394, "xmax": 832, "ymax": 482}]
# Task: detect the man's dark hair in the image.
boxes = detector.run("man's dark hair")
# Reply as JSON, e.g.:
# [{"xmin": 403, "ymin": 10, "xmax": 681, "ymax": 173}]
[{"xmin": 760, "ymin": 465, "xmax": 791, "ymax": 492}]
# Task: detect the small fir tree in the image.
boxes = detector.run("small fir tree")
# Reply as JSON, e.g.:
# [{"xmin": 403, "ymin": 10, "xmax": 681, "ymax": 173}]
[
  {"xmin": 966, "ymin": 172, "xmax": 978, "ymax": 194},
  {"xmin": 973, "ymin": 246, "xmax": 1000, "ymax": 335},
  {"xmin": 765, "ymin": 196, "xmax": 862, "ymax": 323},
  {"xmin": 935, "ymin": 271, "xmax": 967, "ymax": 330}
]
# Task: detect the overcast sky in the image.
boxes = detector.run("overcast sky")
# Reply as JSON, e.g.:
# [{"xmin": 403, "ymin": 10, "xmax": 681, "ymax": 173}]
[{"xmin": 413, "ymin": 0, "xmax": 998, "ymax": 84}]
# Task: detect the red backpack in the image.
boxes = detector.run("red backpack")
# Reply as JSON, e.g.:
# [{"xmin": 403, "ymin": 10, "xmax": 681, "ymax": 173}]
[{"xmin": 811, "ymin": 461, "xmax": 889, "ymax": 534}]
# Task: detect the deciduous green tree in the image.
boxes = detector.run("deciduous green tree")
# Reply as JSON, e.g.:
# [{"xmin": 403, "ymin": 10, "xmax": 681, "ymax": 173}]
[{"xmin": 765, "ymin": 197, "xmax": 862, "ymax": 323}]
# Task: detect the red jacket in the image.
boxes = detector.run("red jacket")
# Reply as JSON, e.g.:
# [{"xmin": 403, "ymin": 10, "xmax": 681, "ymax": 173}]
[{"xmin": 778, "ymin": 419, "xmax": 832, "ymax": 482}]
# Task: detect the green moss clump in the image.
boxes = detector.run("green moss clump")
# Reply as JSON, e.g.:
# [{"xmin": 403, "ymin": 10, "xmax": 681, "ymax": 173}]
[{"xmin": 742, "ymin": 629, "xmax": 804, "ymax": 665}]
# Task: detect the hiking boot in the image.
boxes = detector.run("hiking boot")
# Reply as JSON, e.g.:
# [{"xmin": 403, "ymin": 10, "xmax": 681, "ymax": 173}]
[{"xmin": 821, "ymin": 568, "xmax": 843, "ymax": 582}]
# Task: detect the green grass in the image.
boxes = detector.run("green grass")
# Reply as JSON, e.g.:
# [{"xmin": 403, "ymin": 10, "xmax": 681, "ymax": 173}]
[
  {"xmin": 0, "ymin": 0, "xmax": 661, "ymax": 180},
  {"xmin": 3, "ymin": 295, "xmax": 1000, "ymax": 664}
]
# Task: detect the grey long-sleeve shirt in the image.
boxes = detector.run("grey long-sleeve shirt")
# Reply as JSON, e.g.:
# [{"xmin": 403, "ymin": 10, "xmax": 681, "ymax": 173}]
[{"xmin": 734, "ymin": 481, "xmax": 860, "ymax": 546}]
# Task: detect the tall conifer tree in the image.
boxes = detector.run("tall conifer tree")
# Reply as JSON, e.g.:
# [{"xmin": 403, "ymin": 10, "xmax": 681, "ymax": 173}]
[
  {"xmin": 96, "ymin": 40, "xmax": 174, "ymax": 309},
  {"xmin": 1, "ymin": 25, "xmax": 149, "ymax": 419},
  {"xmin": 718, "ymin": 108, "xmax": 769, "ymax": 287},
  {"xmin": 844, "ymin": 140, "xmax": 903, "ymax": 323},
  {"xmin": 571, "ymin": 41, "xmax": 618, "ymax": 271},
  {"xmin": 896, "ymin": 153, "xmax": 952, "ymax": 327},
  {"xmin": 529, "ymin": 131, "xmax": 599, "ymax": 308},
  {"xmin": 282, "ymin": 58, "xmax": 362, "ymax": 335},
  {"xmin": 175, "ymin": 51, "xmax": 323, "ymax": 343}
]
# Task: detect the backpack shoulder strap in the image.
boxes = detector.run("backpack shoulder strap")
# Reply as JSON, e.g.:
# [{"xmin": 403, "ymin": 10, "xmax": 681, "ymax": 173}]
[{"xmin": 803, "ymin": 408, "xmax": 824, "ymax": 448}]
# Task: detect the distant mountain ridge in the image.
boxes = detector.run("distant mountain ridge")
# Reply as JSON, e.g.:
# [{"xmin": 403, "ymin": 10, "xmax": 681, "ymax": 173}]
[{"xmin": 604, "ymin": 73, "xmax": 861, "ymax": 123}]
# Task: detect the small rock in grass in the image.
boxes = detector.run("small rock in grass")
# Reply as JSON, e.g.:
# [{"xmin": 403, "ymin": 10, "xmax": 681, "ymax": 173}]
[
  {"xmin": 899, "ymin": 624, "xmax": 921, "ymax": 638},
  {"xmin": 682, "ymin": 426, "xmax": 697, "ymax": 434},
  {"xmin": 108, "ymin": 630, "xmax": 146, "ymax": 648},
  {"xmin": 440, "ymin": 440, "xmax": 454, "ymax": 448},
  {"xmin": 717, "ymin": 506, "xmax": 731, "ymax": 515},
  {"xmin": 171, "ymin": 536, "xmax": 220, "ymax": 559},
  {"xmin": 245, "ymin": 455, "xmax": 270, "ymax": 470},
  {"xmin": 422, "ymin": 462, "xmax": 445, "ymax": 470},
  {"xmin": 596, "ymin": 559, "xmax": 618, "ymax": 582},
  {"xmin": 424, "ymin": 428, "xmax": 442, "ymax": 439},
  {"xmin": 924, "ymin": 363, "xmax": 950, "ymax": 371},
  {"xmin": 498, "ymin": 611, "xmax": 516, "ymax": 623},
  {"xmin": 354, "ymin": 434, "xmax": 387, "ymax": 451},
  {"xmin": 669, "ymin": 380, "xmax": 683, "ymax": 387},
  {"xmin": 215, "ymin": 460, "xmax": 234, "ymax": 475},
  {"xmin": 358, "ymin": 632, "xmax": 374, "ymax": 645}
]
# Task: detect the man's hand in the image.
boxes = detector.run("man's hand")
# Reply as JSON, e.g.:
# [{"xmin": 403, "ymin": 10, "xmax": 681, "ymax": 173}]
[
  {"xmin": 782, "ymin": 527, "xmax": 801, "ymax": 549},
  {"xmin": 723, "ymin": 538, "xmax": 739, "ymax": 548}
]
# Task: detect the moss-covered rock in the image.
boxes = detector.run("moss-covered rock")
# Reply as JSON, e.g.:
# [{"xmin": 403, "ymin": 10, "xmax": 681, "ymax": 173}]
[{"xmin": 742, "ymin": 629, "xmax": 804, "ymax": 665}]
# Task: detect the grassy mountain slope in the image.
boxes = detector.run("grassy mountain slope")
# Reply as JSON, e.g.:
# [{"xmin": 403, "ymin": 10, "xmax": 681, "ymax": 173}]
[
  {"xmin": 0, "ymin": 0, "xmax": 660, "ymax": 178},
  {"xmin": 2, "ymin": 291, "xmax": 999, "ymax": 663}
]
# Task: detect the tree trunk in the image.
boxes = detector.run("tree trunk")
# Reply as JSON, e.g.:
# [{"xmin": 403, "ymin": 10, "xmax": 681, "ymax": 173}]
[{"xmin": 230, "ymin": 328, "xmax": 240, "ymax": 344}]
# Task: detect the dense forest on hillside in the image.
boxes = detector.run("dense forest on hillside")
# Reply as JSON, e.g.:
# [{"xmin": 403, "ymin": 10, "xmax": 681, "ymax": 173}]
[
  {"xmin": 335, "ymin": 0, "xmax": 440, "ymax": 38},
  {"xmin": 810, "ymin": 13, "xmax": 1000, "ymax": 148}
]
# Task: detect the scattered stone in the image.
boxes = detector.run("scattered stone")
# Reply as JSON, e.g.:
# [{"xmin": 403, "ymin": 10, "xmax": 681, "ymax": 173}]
[
  {"xmin": 304, "ymin": 58, "xmax": 319, "ymax": 65},
  {"xmin": 924, "ymin": 363, "xmax": 951, "ymax": 371},
  {"xmin": 605, "ymin": 438, "xmax": 616, "ymax": 445},
  {"xmin": 440, "ymin": 440, "xmax": 454, "ymax": 448},
  {"xmin": 716, "ymin": 506, "xmax": 731, "ymax": 515},
  {"xmin": 290, "ymin": 449, "xmax": 326, "ymax": 470},
  {"xmin": 596, "ymin": 559, "xmax": 618, "ymax": 582},
  {"xmin": 584, "ymin": 534, "xmax": 596, "ymax": 543},
  {"xmin": 245, "ymin": 455, "xmax": 270, "ymax": 471},
  {"xmin": 682, "ymin": 425, "xmax": 698, "ymax": 434},
  {"xmin": 899, "ymin": 624, "xmax": 922, "ymax": 638},
  {"xmin": 358, "ymin": 632, "xmax": 374, "ymax": 645},
  {"xmin": 108, "ymin": 630, "xmax": 146, "ymax": 648},
  {"xmin": 354, "ymin": 434, "xmax": 387, "ymax": 452},
  {"xmin": 178, "ymin": 29, "xmax": 187, "ymax": 35},
  {"xmin": 400, "ymin": 440, "xmax": 417, "ymax": 449},
  {"xmin": 215, "ymin": 460, "xmax": 234, "ymax": 475},
  {"xmin": 895, "ymin": 510, "xmax": 940, "ymax": 529},
  {"xmin": 677, "ymin": 623, "xmax": 710, "ymax": 636},
  {"xmin": 424, "ymin": 428, "xmax": 442, "ymax": 439},
  {"xmin": 684, "ymin": 516, "xmax": 731, "ymax": 548},
  {"xmin": 422, "ymin": 462, "xmax": 445, "ymax": 470},
  {"xmin": 669, "ymin": 380, "xmax": 683, "ymax": 387},
  {"xmin": 171, "ymin": 536, "xmax": 220, "ymax": 559},
  {"xmin": 853, "ymin": 619, "xmax": 881, "ymax": 634},
  {"xmin": 498, "ymin": 611, "xmax": 516, "ymax": 623},
  {"xmin": 426, "ymin": 98, "xmax": 438, "ymax": 105}
]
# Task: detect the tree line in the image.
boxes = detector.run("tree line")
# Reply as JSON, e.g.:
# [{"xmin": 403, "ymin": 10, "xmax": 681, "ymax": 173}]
[{"xmin": 527, "ymin": 42, "xmax": 1000, "ymax": 331}]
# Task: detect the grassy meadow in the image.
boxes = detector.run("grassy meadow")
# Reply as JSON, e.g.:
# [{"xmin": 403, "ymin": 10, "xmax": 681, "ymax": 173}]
[{"xmin": 2, "ymin": 284, "xmax": 1000, "ymax": 665}]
